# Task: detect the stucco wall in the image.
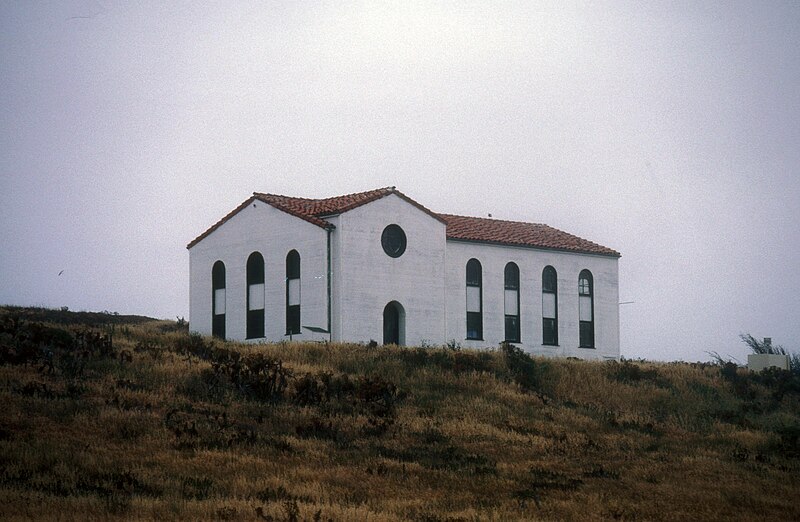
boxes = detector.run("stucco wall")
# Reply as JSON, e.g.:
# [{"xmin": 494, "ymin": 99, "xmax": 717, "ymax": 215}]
[
  {"xmin": 331, "ymin": 194, "xmax": 447, "ymax": 346},
  {"xmin": 188, "ymin": 201, "xmax": 329, "ymax": 342},
  {"xmin": 444, "ymin": 241, "xmax": 620, "ymax": 360}
]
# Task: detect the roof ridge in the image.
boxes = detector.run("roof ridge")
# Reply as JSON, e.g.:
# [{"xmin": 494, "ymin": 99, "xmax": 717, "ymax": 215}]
[
  {"xmin": 318, "ymin": 186, "xmax": 395, "ymax": 198},
  {"xmin": 314, "ymin": 186, "xmax": 392, "ymax": 202},
  {"xmin": 438, "ymin": 212, "xmax": 546, "ymax": 227},
  {"xmin": 254, "ymin": 187, "xmax": 397, "ymax": 209},
  {"xmin": 253, "ymin": 192, "xmax": 319, "ymax": 202}
]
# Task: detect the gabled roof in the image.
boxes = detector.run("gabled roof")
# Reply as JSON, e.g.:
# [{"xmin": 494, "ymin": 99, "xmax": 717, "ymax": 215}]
[
  {"xmin": 187, "ymin": 187, "xmax": 620, "ymax": 258},
  {"xmin": 253, "ymin": 186, "xmax": 445, "ymax": 224},
  {"xmin": 187, "ymin": 187, "xmax": 443, "ymax": 249},
  {"xmin": 438, "ymin": 214, "xmax": 620, "ymax": 257}
]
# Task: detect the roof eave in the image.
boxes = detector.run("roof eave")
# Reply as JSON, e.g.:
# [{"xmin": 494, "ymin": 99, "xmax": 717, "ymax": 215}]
[
  {"xmin": 445, "ymin": 236, "xmax": 621, "ymax": 258},
  {"xmin": 391, "ymin": 189, "xmax": 448, "ymax": 224},
  {"xmin": 186, "ymin": 194, "xmax": 335, "ymax": 250},
  {"xmin": 311, "ymin": 187, "xmax": 447, "ymax": 225},
  {"xmin": 252, "ymin": 194, "xmax": 335, "ymax": 230}
]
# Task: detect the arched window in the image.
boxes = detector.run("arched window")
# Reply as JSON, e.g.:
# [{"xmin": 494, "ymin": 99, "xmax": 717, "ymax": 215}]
[
  {"xmin": 211, "ymin": 260, "xmax": 226, "ymax": 339},
  {"xmin": 246, "ymin": 252, "xmax": 265, "ymax": 339},
  {"xmin": 286, "ymin": 250, "xmax": 301, "ymax": 336},
  {"xmin": 466, "ymin": 259, "xmax": 482, "ymax": 340},
  {"xmin": 542, "ymin": 266, "xmax": 558, "ymax": 345},
  {"xmin": 579, "ymin": 269, "xmax": 594, "ymax": 348},
  {"xmin": 504, "ymin": 262, "xmax": 520, "ymax": 342}
]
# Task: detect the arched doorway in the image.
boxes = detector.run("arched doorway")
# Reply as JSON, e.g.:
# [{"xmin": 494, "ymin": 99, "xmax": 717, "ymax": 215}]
[{"xmin": 383, "ymin": 301, "xmax": 405, "ymax": 346}]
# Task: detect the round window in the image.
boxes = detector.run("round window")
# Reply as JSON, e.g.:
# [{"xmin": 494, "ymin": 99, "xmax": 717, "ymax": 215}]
[{"xmin": 381, "ymin": 224, "xmax": 407, "ymax": 258}]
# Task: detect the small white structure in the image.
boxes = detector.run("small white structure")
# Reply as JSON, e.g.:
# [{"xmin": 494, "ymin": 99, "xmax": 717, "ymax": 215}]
[
  {"xmin": 748, "ymin": 354, "xmax": 790, "ymax": 372},
  {"xmin": 187, "ymin": 187, "xmax": 621, "ymax": 360}
]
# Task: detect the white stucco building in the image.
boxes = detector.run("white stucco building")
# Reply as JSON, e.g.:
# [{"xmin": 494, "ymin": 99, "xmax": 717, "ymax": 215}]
[{"xmin": 187, "ymin": 187, "xmax": 621, "ymax": 359}]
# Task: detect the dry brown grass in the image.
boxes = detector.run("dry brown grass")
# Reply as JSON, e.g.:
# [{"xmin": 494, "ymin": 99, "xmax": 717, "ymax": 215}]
[{"xmin": 1, "ymin": 306, "xmax": 799, "ymax": 521}]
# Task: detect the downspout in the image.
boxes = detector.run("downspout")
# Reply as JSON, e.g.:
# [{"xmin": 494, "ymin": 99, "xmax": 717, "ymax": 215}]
[{"xmin": 326, "ymin": 227, "xmax": 332, "ymax": 343}]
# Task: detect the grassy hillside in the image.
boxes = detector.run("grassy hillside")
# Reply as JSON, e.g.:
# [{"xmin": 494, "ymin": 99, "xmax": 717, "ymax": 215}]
[{"xmin": 1, "ymin": 306, "xmax": 799, "ymax": 521}]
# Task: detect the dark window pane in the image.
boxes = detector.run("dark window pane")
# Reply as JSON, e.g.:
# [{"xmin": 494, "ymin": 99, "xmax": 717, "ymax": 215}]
[
  {"xmin": 467, "ymin": 311, "xmax": 482, "ymax": 340},
  {"xmin": 286, "ymin": 305, "xmax": 300, "ymax": 335},
  {"xmin": 381, "ymin": 225, "xmax": 407, "ymax": 258},
  {"xmin": 286, "ymin": 250, "xmax": 300, "ymax": 279},
  {"xmin": 505, "ymin": 315, "xmax": 520, "ymax": 343},
  {"xmin": 466, "ymin": 259, "xmax": 481, "ymax": 286},
  {"xmin": 542, "ymin": 266, "xmax": 556, "ymax": 292},
  {"xmin": 212, "ymin": 313, "xmax": 225, "ymax": 339},
  {"xmin": 505, "ymin": 263, "xmax": 519, "ymax": 289},
  {"xmin": 543, "ymin": 318, "xmax": 557, "ymax": 345},
  {"xmin": 579, "ymin": 270, "xmax": 592, "ymax": 296},
  {"xmin": 212, "ymin": 261, "xmax": 225, "ymax": 289},
  {"xmin": 247, "ymin": 252, "xmax": 264, "ymax": 285},
  {"xmin": 580, "ymin": 321, "xmax": 594, "ymax": 348},
  {"xmin": 247, "ymin": 309, "xmax": 264, "ymax": 339}
]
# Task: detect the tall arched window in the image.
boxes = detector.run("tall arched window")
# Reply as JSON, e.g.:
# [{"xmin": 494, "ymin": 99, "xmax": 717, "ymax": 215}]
[
  {"xmin": 466, "ymin": 259, "xmax": 482, "ymax": 340},
  {"xmin": 286, "ymin": 250, "xmax": 301, "ymax": 336},
  {"xmin": 542, "ymin": 266, "xmax": 558, "ymax": 345},
  {"xmin": 211, "ymin": 260, "xmax": 226, "ymax": 339},
  {"xmin": 504, "ymin": 262, "xmax": 520, "ymax": 342},
  {"xmin": 246, "ymin": 252, "xmax": 265, "ymax": 339},
  {"xmin": 579, "ymin": 269, "xmax": 594, "ymax": 348}
]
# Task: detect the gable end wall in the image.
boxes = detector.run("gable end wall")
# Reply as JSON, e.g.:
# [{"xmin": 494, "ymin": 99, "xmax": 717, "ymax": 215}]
[
  {"xmin": 189, "ymin": 202, "xmax": 328, "ymax": 341},
  {"xmin": 333, "ymin": 193, "xmax": 447, "ymax": 345}
]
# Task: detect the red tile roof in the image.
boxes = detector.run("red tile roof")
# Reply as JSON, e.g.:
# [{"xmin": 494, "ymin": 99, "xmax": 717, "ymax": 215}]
[
  {"xmin": 438, "ymin": 214, "xmax": 620, "ymax": 257},
  {"xmin": 187, "ymin": 187, "xmax": 619, "ymax": 257},
  {"xmin": 253, "ymin": 187, "xmax": 446, "ymax": 224}
]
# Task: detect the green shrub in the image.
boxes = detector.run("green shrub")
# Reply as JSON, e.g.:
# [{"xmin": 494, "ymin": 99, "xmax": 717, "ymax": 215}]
[{"xmin": 500, "ymin": 342, "xmax": 542, "ymax": 392}]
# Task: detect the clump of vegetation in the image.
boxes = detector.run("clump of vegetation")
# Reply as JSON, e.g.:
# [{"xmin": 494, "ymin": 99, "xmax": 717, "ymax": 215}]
[
  {"xmin": 500, "ymin": 341, "xmax": 547, "ymax": 393},
  {"xmin": 1, "ymin": 306, "xmax": 799, "ymax": 520}
]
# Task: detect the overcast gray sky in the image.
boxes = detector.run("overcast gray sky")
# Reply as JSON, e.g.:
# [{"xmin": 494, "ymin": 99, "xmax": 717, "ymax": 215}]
[{"xmin": 2, "ymin": 1, "xmax": 799, "ymax": 362}]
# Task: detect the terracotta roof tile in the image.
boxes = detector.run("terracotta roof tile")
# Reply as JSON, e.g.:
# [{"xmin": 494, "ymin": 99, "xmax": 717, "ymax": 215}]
[
  {"xmin": 438, "ymin": 214, "xmax": 620, "ymax": 257},
  {"xmin": 188, "ymin": 187, "xmax": 619, "ymax": 257},
  {"xmin": 253, "ymin": 187, "xmax": 394, "ymax": 219},
  {"xmin": 252, "ymin": 193, "xmax": 334, "ymax": 229}
]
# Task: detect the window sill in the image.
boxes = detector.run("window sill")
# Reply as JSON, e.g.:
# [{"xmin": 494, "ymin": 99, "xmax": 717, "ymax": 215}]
[
  {"xmin": 465, "ymin": 338, "xmax": 484, "ymax": 341},
  {"xmin": 542, "ymin": 344, "xmax": 559, "ymax": 347},
  {"xmin": 579, "ymin": 346, "xmax": 596, "ymax": 349}
]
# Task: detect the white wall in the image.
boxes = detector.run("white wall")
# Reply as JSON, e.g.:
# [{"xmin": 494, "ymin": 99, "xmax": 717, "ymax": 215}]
[
  {"xmin": 444, "ymin": 241, "xmax": 620, "ymax": 360},
  {"xmin": 188, "ymin": 201, "xmax": 329, "ymax": 342},
  {"xmin": 331, "ymin": 194, "xmax": 447, "ymax": 346},
  {"xmin": 747, "ymin": 354, "xmax": 789, "ymax": 372}
]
